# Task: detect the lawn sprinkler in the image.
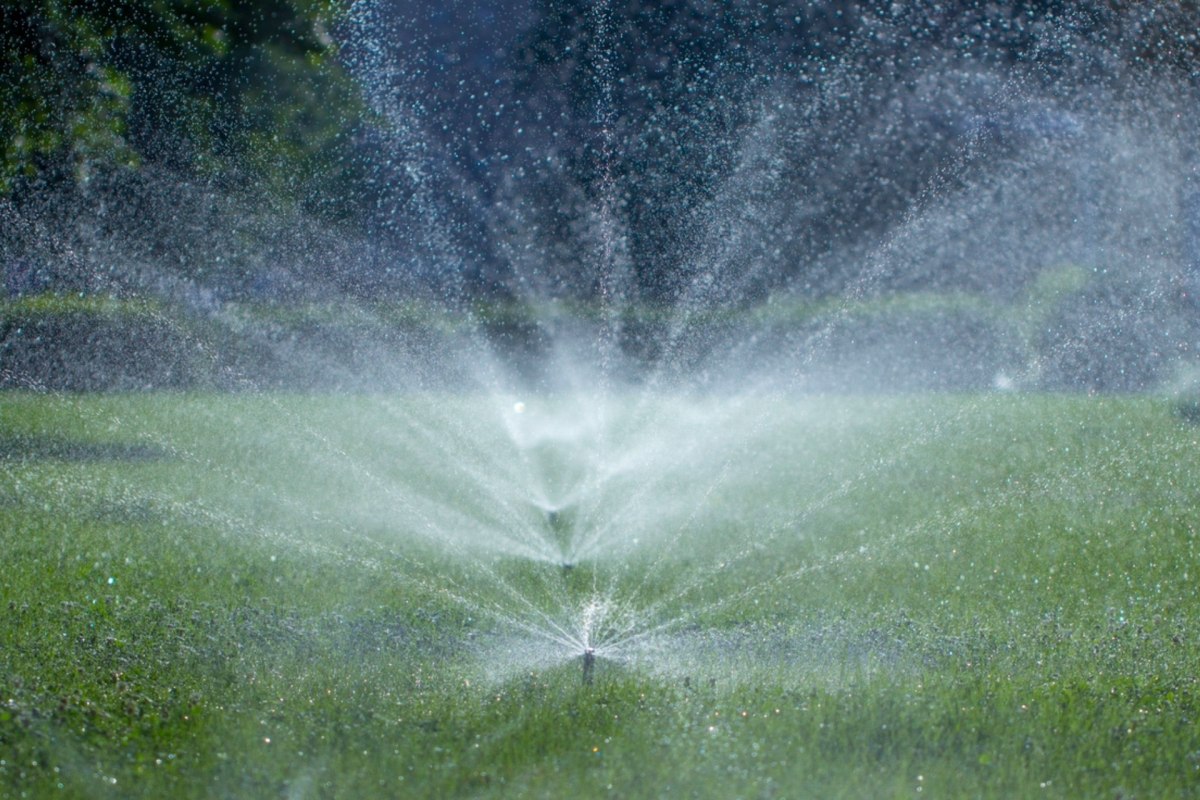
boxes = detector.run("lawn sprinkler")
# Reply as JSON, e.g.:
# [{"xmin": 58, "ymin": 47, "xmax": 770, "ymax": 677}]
[{"xmin": 582, "ymin": 647, "xmax": 596, "ymax": 684}]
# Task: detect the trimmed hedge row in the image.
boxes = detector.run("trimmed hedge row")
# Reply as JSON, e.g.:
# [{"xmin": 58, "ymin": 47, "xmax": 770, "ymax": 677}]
[
  {"xmin": 1, "ymin": 310, "xmax": 203, "ymax": 391},
  {"xmin": 0, "ymin": 303, "xmax": 472, "ymax": 391},
  {"xmin": 1, "ymin": 295, "xmax": 1192, "ymax": 392}
]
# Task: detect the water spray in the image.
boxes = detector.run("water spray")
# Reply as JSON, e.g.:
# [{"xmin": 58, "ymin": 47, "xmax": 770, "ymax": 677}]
[{"xmin": 544, "ymin": 506, "xmax": 575, "ymax": 561}]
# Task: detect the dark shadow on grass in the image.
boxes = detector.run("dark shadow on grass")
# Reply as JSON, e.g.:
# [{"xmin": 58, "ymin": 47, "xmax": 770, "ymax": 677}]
[{"xmin": 0, "ymin": 433, "xmax": 170, "ymax": 462}]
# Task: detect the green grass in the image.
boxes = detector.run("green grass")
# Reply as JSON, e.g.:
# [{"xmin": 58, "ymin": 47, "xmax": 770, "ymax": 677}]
[{"xmin": 1, "ymin": 391, "xmax": 1198, "ymax": 798}]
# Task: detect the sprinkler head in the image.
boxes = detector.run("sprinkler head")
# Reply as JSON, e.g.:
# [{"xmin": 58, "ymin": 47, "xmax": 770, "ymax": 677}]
[
  {"xmin": 544, "ymin": 507, "xmax": 574, "ymax": 552},
  {"xmin": 582, "ymin": 647, "xmax": 596, "ymax": 684},
  {"xmin": 561, "ymin": 561, "xmax": 575, "ymax": 572}
]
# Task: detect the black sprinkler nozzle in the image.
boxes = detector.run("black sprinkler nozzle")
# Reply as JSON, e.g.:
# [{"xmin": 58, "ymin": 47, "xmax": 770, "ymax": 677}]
[{"xmin": 582, "ymin": 647, "xmax": 596, "ymax": 684}]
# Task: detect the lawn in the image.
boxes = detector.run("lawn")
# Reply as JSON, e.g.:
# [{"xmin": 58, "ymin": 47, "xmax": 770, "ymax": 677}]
[{"xmin": 1, "ymin": 391, "xmax": 1197, "ymax": 798}]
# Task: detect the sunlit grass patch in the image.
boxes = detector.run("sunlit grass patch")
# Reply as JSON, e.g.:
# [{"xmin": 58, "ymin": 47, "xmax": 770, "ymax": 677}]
[{"xmin": 1, "ymin": 391, "xmax": 1198, "ymax": 798}]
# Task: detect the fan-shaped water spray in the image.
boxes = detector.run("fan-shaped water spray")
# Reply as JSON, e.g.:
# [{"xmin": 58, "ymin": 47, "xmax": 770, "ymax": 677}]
[
  {"xmin": 137, "ymin": 0, "xmax": 1200, "ymax": 685},
  {"xmin": 4, "ymin": 2, "xmax": 1200, "ymax": 796}
]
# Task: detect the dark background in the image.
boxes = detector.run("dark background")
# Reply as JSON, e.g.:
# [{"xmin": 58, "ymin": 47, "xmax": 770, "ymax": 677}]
[{"xmin": 2, "ymin": 1, "xmax": 1199, "ymax": 389}]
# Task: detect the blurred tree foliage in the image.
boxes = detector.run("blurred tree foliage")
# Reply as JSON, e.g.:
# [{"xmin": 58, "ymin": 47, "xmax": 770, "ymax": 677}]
[{"xmin": 0, "ymin": 0, "xmax": 362, "ymax": 215}]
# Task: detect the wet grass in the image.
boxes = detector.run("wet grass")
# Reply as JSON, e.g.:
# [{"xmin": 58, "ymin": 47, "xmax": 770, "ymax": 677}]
[{"xmin": 1, "ymin": 391, "xmax": 1198, "ymax": 798}]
